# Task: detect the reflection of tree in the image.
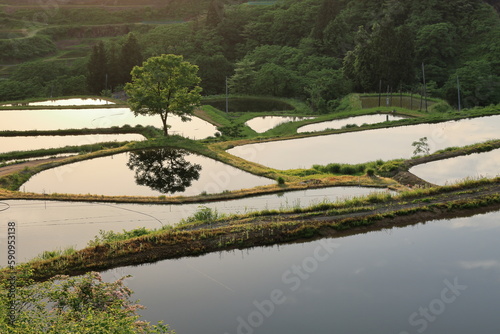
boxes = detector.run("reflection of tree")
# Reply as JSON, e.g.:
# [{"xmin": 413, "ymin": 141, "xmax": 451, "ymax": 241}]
[{"xmin": 127, "ymin": 148, "xmax": 201, "ymax": 194}]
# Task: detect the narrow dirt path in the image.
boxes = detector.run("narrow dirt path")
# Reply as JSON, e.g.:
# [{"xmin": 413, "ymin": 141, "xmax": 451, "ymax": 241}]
[{"xmin": 0, "ymin": 157, "xmax": 68, "ymax": 177}]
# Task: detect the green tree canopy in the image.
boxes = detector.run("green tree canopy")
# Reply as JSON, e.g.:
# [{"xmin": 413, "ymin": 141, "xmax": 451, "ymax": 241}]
[{"xmin": 125, "ymin": 54, "xmax": 202, "ymax": 136}]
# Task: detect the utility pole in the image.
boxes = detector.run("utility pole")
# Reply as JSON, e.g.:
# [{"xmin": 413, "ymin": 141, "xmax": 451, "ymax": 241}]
[
  {"xmin": 386, "ymin": 85, "xmax": 390, "ymax": 107},
  {"xmin": 457, "ymin": 75, "xmax": 462, "ymax": 112},
  {"xmin": 225, "ymin": 76, "xmax": 229, "ymax": 113},
  {"xmin": 378, "ymin": 79, "xmax": 382, "ymax": 107},
  {"xmin": 422, "ymin": 63, "xmax": 428, "ymax": 112}
]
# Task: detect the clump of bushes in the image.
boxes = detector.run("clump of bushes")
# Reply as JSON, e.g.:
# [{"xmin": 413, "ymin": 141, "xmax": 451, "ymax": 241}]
[
  {"xmin": 180, "ymin": 206, "xmax": 224, "ymax": 225},
  {"xmin": 366, "ymin": 168, "xmax": 376, "ymax": 176},
  {"xmin": 88, "ymin": 227, "xmax": 150, "ymax": 246},
  {"xmin": 377, "ymin": 160, "xmax": 405, "ymax": 176},
  {"xmin": 312, "ymin": 161, "xmax": 379, "ymax": 176}
]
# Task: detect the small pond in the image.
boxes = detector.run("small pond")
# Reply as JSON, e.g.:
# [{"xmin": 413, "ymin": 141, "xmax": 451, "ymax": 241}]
[
  {"xmin": 1, "ymin": 186, "xmax": 392, "ymax": 264},
  {"xmin": 297, "ymin": 114, "xmax": 406, "ymax": 133},
  {"xmin": 228, "ymin": 115, "xmax": 500, "ymax": 169},
  {"xmin": 0, "ymin": 134, "xmax": 145, "ymax": 154},
  {"xmin": 100, "ymin": 209, "xmax": 500, "ymax": 334},
  {"xmin": 410, "ymin": 149, "xmax": 500, "ymax": 185},
  {"xmin": 0, "ymin": 108, "xmax": 218, "ymax": 139},
  {"xmin": 204, "ymin": 98, "xmax": 294, "ymax": 112},
  {"xmin": 21, "ymin": 148, "xmax": 272, "ymax": 197},
  {"xmin": 246, "ymin": 116, "xmax": 314, "ymax": 133}
]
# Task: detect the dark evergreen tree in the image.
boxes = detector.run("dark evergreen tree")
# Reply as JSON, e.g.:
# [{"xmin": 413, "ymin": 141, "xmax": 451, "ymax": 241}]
[
  {"xmin": 120, "ymin": 33, "xmax": 143, "ymax": 84},
  {"xmin": 206, "ymin": 0, "xmax": 224, "ymax": 28},
  {"xmin": 311, "ymin": 0, "xmax": 343, "ymax": 40},
  {"xmin": 87, "ymin": 41, "xmax": 108, "ymax": 94},
  {"xmin": 107, "ymin": 42, "xmax": 122, "ymax": 91}
]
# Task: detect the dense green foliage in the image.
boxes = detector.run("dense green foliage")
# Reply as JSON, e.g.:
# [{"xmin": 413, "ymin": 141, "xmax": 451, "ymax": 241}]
[
  {"xmin": 1, "ymin": 0, "xmax": 499, "ymax": 108},
  {"xmin": 125, "ymin": 54, "xmax": 202, "ymax": 135},
  {"xmin": 0, "ymin": 270, "xmax": 173, "ymax": 333}
]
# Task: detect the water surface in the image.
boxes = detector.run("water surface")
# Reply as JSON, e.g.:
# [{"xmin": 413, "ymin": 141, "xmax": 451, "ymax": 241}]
[
  {"xmin": 2, "ymin": 98, "xmax": 114, "ymax": 107},
  {"xmin": 246, "ymin": 116, "xmax": 313, "ymax": 133},
  {"xmin": 99, "ymin": 209, "xmax": 500, "ymax": 334},
  {"xmin": 228, "ymin": 116, "xmax": 500, "ymax": 169},
  {"xmin": 297, "ymin": 114, "xmax": 406, "ymax": 133},
  {"xmin": 0, "ymin": 187, "xmax": 392, "ymax": 263},
  {"xmin": 21, "ymin": 149, "xmax": 272, "ymax": 197},
  {"xmin": 0, "ymin": 108, "xmax": 217, "ymax": 139},
  {"xmin": 0, "ymin": 134, "xmax": 144, "ymax": 154},
  {"xmin": 410, "ymin": 149, "xmax": 500, "ymax": 185},
  {"xmin": 27, "ymin": 98, "xmax": 114, "ymax": 106}
]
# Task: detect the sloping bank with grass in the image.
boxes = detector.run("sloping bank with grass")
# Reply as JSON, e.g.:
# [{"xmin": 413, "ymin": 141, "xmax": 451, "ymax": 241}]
[
  {"xmin": 0, "ymin": 131, "xmax": 399, "ymax": 203},
  {"xmin": 3, "ymin": 177, "xmax": 499, "ymax": 282}
]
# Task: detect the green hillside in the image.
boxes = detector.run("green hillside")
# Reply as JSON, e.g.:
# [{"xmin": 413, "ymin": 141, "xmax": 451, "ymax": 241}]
[{"xmin": 1, "ymin": 0, "xmax": 499, "ymax": 108}]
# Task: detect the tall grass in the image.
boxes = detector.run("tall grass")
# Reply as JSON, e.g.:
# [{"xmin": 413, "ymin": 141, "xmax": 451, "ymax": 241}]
[
  {"xmin": 178, "ymin": 206, "xmax": 225, "ymax": 226},
  {"xmin": 87, "ymin": 227, "xmax": 151, "ymax": 247}
]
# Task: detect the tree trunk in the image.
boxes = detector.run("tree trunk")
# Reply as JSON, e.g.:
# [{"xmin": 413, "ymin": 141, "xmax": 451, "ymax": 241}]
[{"xmin": 160, "ymin": 112, "xmax": 168, "ymax": 136}]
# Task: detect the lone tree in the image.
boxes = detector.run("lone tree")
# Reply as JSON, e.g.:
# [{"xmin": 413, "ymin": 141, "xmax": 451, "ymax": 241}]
[{"xmin": 125, "ymin": 54, "xmax": 202, "ymax": 136}]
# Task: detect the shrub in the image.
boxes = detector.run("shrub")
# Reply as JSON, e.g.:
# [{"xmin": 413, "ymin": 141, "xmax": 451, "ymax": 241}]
[
  {"xmin": 277, "ymin": 176, "xmax": 285, "ymax": 185},
  {"xmin": 377, "ymin": 160, "xmax": 404, "ymax": 176},
  {"xmin": 326, "ymin": 163, "xmax": 341, "ymax": 173},
  {"xmin": 430, "ymin": 101, "xmax": 452, "ymax": 113},
  {"xmin": 0, "ymin": 271, "xmax": 173, "ymax": 333},
  {"xmin": 181, "ymin": 206, "xmax": 224, "ymax": 225},
  {"xmin": 339, "ymin": 165, "xmax": 357, "ymax": 175},
  {"xmin": 356, "ymin": 163, "xmax": 366, "ymax": 173},
  {"xmin": 366, "ymin": 168, "xmax": 376, "ymax": 176}
]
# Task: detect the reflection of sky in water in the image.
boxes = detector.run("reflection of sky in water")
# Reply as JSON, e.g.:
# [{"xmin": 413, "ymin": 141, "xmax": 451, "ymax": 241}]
[
  {"xmin": 246, "ymin": 116, "xmax": 314, "ymax": 133},
  {"xmin": 410, "ymin": 149, "xmax": 500, "ymax": 185},
  {"xmin": 21, "ymin": 151, "xmax": 272, "ymax": 197},
  {"xmin": 229, "ymin": 116, "xmax": 500, "ymax": 169},
  {"xmin": 93, "ymin": 209, "xmax": 500, "ymax": 334},
  {"xmin": 0, "ymin": 108, "xmax": 217, "ymax": 139},
  {"xmin": 298, "ymin": 114, "xmax": 406, "ymax": 133},
  {"xmin": 0, "ymin": 134, "xmax": 145, "ymax": 154},
  {"xmin": 0, "ymin": 187, "xmax": 390, "ymax": 263},
  {"xmin": 27, "ymin": 98, "xmax": 114, "ymax": 106}
]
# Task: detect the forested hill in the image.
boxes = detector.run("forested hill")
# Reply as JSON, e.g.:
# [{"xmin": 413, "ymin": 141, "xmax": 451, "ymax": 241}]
[
  {"xmin": 209, "ymin": 0, "xmax": 500, "ymax": 109},
  {"xmin": 1, "ymin": 0, "xmax": 499, "ymax": 109}
]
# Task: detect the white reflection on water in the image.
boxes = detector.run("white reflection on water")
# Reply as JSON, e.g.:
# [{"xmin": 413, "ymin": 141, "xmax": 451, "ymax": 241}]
[
  {"xmin": 0, "ymin": 134, "xmax": 145, "ymax": 154},
  {"xmin": 246, "ymin": 116, "xmax": 314, "ymax": 133},
  {"xmin": 27, "ymin": 98, "xmax": 114, "ymax": 106},
  {"xmin": 0, "ymin": 108, "xmax": 217, "ymax": 139},
  {"xmin": 228, "ymin": 116, "xmax": 500, "ymax": 169},
  {"xmin": 2, "ymin": 98, "xmax": 114, "ymax": 107},
  {"xmin": 297, "ymin": 114, "xmax": 406, "ymax": 133}
]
